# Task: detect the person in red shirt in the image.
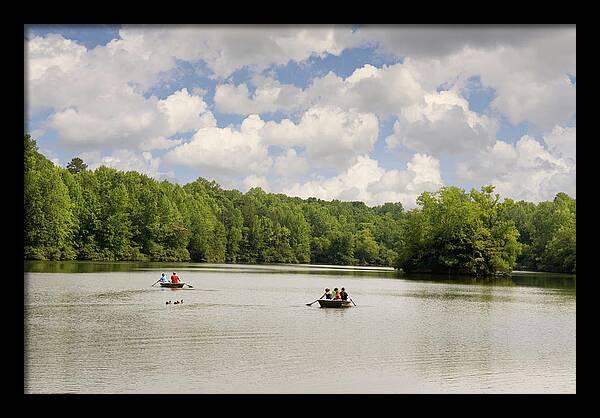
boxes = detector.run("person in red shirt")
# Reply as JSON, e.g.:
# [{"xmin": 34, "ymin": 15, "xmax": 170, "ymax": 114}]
[{"xmin": 170, "ymin": 272, "xmax": 180, "ymax": 283}]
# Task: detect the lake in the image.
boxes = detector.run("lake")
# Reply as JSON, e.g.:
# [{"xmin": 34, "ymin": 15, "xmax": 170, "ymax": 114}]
[{"xmin": 24, "ymin": 261, "xmax": 576, "ymax": 394}]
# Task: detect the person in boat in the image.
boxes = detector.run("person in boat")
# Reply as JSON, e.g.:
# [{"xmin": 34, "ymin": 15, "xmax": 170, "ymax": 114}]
[
  {"xmin": 332, "ymin": 288, "xmax": 341, "ymax": 300},
  {"xmin": 159, "ymin": 273, "xmax": 168, "ymax": 283},
  {"xmin": 340, "ymin": 287, "xmax": 348, "ymax": 301},
  {"xmin": 319, "ymin": 288, "xmax": 332, "ymax": 300},
  {"xmin": 170, "ymin": 272, "xmax": 180, "ymax": 284}
]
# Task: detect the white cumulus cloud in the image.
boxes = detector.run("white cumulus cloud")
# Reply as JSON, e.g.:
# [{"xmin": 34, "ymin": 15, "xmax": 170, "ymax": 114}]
[
  {"xmin": 273, "ymin": 149, "xmax": 310, "ymax": 178},
  {"xmin": 284, "ymin": 153, "xmax": 443, "ymax": 208},
  {"xmin": 26, "ymin": 26, "xmax": 575, "ymax": 205},
  {"xmin": 80, "ymin": 149, "xmax": 174, "ymax": 180},
  {"xmin": 215, "ymin": 75, "xmax": 308, "ymax": 114},
  {"xmin": 113, "ymin": 26, "xmax": 361, "ymax": 79},
  {"xmin": 214, "ymin": 62, "xmax": 426, "ymax": 117},
  {"xmin": 456, "ymin": 127, "xmax": 576, "ymax": 202},
  {"xmin": 386, "ymin": 90, "xmax": 497, "ymax": 155},
  {"xmin": 262, "ymin": 105, "xmax": 379, "ymax": 171},
  {"xmin": 243, "ymin": 175, "xmax": 270, "ymax": 191},
  {"xmin": 45, "ymin": 86, "xmax": 213, "ymax": 150},
  {"xmin": 163, "ymin": 115, "xmax": 272, "ymax": 178}
]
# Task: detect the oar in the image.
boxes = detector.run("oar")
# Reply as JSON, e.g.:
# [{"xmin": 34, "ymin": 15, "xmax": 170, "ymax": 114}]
[
  {"xmin": 184, "ymin": 283, "xmax": 194, "ymax": 289},
  {"xmin": 151, "ymin": 279, "xmax": 161, "ymax": 287},
  {"xmin": 306, "ymin": 299, "xmax": 320, "ymax": 306},
  {"xmin": 350, "ymin": 298, "xmax": 357, "ymax": 306}
]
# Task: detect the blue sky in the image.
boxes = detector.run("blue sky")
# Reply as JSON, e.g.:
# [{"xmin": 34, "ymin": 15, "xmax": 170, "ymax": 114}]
[
  {"xmin": 26, "ymin": 25, "xmax": 121, "ymax": 49},
  {"xmin": 25, "ymin": 25, "xmax": 576, "ymax": 207}
]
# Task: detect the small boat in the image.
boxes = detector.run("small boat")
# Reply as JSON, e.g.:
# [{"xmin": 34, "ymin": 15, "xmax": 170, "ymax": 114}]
[
  {"xmin": 159, "ymin": 282, "xmax": 185, "ymax": 288},
  {"xmin": 317, "ymin": 299, "xmax": 352, "ymax": 308}
]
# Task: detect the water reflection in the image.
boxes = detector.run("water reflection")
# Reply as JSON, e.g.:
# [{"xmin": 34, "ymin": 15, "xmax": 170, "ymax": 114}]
[
  {"xmin": 24, "ymin": 265, "xmax": 576, "ymax": 393},
  {"xmin": 397, "ymin": 272, "xmax": 576, "ymax": 292},
  {"xmin": 25, "ymin": 260, "xmax": 397, "ymax": 277},
  {"xmin": 25, "ymin": 261, "xmax": 575, "ymax": 291}
]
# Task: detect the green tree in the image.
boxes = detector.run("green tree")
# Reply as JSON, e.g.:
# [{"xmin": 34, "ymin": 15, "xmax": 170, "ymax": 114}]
[
  {"xmin": 396, "ymin": 186, "xmax": 522, "ymax": 276},
  {"xmin": 24, "ymin": 135, "xmax": 76, "ymax": 260},
  {"xmin": 355, "ymin": 228, "xmax": 379, "ymax": 265},
  {"xmin": 66, "ymin": 157, "xmax": 88, "ymax": 174},
  {"xmin": 23, "ymin": 133, "xmax": 574, "ymax": 273},
  {"xmin": 329, "ymin": 231, "xmax": 356, "ymax": 265},
  {"xmin": 542, "ymin": 218, "xmax": 576, "ymax": 273}
]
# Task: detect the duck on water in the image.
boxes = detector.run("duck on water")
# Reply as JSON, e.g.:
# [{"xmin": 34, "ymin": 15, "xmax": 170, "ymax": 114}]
[{"xmin": 166, "ymin": 299, "xmax": 184, "ymax": 305}]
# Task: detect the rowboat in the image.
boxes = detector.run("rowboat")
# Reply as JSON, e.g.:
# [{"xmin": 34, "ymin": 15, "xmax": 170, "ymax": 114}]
[
  {"xmin": 317, "ymin": 299, "xmax": 352, "ymax": 308},
  {"xmin": 159, "ymin": 282, "xmax": 185, "ymax": 288}
]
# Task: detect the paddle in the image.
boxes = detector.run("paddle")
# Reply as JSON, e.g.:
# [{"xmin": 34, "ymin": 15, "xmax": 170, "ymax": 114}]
[
  {"xmin": 306, "ymin": 299, "xmax": 320, "ymax": 306},
  {"xmin": 184, "ymin": 283, "xmax": 194, "ymax": 289},
  {"xmin": 151, "ymin": 279, "xmax": 161, "ymax": 287},
  {"xmin": 350, "ymin": 298, "xmax": 357, "ymax": 306}
]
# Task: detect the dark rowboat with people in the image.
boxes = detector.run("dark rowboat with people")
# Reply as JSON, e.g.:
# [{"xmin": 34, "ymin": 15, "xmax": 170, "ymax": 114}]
[
  {"xmin": 317, "ymin": 299, "xmax": 353, "ymax": 308},
  {"xmin": 159, "ymin": 282, "xmax": 185, "ymax": 288}
]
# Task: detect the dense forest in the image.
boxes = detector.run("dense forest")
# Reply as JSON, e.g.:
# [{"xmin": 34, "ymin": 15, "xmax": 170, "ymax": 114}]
[{"xmin": 24, "ymin": 135, "xmax": 576, "ymax": 275}]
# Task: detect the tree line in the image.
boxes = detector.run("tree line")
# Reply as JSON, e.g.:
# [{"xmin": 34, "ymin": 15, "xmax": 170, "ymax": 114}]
[{"xmin": 24, "ymin": 135, "xmax": 575, "ymax": 275}]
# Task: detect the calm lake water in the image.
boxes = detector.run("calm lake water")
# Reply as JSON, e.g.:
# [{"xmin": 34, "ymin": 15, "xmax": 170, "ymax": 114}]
[{"xmin": 24, "ymin": 262, "xmax": 576, "ymax": 394}]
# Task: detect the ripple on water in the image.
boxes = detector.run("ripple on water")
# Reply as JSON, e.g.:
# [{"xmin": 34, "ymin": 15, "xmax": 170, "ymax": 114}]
[{"xmin": 24, "ymin": 267, "xmax": 576, "ymax": 393}]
